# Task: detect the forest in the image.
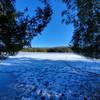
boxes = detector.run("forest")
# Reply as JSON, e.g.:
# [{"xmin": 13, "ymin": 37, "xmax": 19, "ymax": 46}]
[
  {"xmin": 21, "ymin": 47, "xmax": 72, "ymax": 52},
  {"xmin": 0, "ymin": 0, "xmax": 100, "ymax": 59}
]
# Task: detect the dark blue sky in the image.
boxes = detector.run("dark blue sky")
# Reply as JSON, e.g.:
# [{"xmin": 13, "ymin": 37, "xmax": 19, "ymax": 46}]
[{"xmin": 16, "ymin": 0, "xmax": 74, "ymax": 47}]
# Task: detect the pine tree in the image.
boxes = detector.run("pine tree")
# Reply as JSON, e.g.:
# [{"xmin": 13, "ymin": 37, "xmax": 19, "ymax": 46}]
[
  {"xmin": 62, "ymin": 0, "xmax": 100, "ymax": 58},
  {"xmin": 0, "ymin": 0, "xmax": 52, "ymax": 58}
]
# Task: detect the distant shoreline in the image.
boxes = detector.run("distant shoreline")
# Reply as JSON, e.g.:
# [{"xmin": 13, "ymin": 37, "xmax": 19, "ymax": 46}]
[{"xmin": 21, "ymin": 47, "xmax": 73, "ymax": 53}]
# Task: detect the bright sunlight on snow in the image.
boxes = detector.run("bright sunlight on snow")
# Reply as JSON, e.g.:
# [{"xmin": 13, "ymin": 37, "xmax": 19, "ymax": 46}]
[{"xmin": 0, "ymin": 52, "xmax": 100, "ymax": 100}]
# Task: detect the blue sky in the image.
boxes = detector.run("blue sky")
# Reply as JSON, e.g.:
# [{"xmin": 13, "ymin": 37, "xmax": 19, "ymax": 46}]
[{"xmin": 16, "ymin": 0, "xmax": 74, "ymax": 47}]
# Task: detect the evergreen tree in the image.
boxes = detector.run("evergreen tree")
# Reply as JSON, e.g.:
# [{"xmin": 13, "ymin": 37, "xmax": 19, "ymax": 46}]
[
  {"xmin": 62, "ymin": 0, "xmax": 100, "ymax": 58},
  {"xmin": 0, "ymin": 0, "xmax": 52, "ymax": 58}
]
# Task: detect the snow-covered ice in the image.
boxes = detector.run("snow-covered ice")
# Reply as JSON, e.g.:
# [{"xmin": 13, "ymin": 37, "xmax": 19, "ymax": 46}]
[{"xmin": 0, "ymin": 52, "xmax": 100, "ymax": 100}]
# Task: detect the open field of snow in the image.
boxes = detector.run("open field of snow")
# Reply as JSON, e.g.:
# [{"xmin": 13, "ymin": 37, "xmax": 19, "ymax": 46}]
[{"xmin": 0, "ymin": 52, "xmax": 100, "ymax": 100}]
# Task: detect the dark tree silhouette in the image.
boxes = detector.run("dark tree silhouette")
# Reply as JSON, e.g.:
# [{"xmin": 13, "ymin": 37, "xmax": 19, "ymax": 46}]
[
  {"xmin": 61, "ymin": 0, "xmax": 100, "ymax": 58},
  {"xmin": 0, "ymin": 0, "xmax": 52, "ymax": 58}
]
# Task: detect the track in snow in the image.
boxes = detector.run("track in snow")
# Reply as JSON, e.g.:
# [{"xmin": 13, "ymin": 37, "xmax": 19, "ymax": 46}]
[{"xmin": 0, "ymin": 52, "xmax": 100, "ymax": 100}]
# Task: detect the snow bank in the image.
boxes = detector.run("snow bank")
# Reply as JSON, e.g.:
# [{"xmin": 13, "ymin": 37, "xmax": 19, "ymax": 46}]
[{"xmin": 10, "ymin": 52, "xmax": 90, "ymax": 61}]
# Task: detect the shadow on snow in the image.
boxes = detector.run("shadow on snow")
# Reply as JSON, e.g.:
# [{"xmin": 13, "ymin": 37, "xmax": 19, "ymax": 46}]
[{"xmin": 0, "ymin": 57, "xmax": 100, "ymax": 100}]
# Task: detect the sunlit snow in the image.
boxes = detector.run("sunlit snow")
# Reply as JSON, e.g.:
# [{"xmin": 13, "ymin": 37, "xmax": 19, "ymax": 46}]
[{"xmin": 0, "ymin": 52, "xmax": 100, "ymax": 100}]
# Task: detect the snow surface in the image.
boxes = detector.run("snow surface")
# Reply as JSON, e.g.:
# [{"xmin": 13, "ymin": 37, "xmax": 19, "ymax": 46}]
[{"xmin": 0, "ymin": 52, "xmax": 100, "ymax": 100}]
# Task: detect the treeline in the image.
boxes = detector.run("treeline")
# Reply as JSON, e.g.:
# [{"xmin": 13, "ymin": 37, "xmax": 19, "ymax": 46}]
[
  {"xmin": 0, "ymin": 0, "xmax": 99, "ymax": 59},
  {"xmin": 21, "ymin": 47, "xmax": 72, "ymax": 53}
]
